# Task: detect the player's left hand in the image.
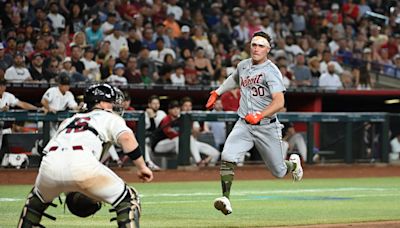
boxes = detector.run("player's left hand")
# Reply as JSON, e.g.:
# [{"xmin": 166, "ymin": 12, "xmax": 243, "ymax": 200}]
[
  {"xmin": 137, "ymin": 166, "xmax": 154, "ymax": 182},
  {"xmin": 244, "ymin": 112, "xmax": 263, "ymax": 125}
]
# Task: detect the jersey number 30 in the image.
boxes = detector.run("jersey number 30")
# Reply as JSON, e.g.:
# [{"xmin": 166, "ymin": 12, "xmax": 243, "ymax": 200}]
[{"xmin": 251, "ymin": 86, "xmax": 265, "ymax": 96}]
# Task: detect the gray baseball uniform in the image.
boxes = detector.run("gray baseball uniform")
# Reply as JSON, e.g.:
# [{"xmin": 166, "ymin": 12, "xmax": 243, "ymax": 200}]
[{"xmin": 217, "ymin": 58, "xmax": 287, "ymax": 177}]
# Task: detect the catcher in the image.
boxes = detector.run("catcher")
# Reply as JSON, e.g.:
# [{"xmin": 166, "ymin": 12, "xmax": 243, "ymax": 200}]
[{"xmin": 17, "ymin": 83, "xmax": 153, "ymax": 228}]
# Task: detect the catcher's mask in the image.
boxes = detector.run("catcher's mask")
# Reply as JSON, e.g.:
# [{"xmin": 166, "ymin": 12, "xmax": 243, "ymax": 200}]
[{"xmin": 65, "ymin": 192, "xmax": 101, "ymax": 218}]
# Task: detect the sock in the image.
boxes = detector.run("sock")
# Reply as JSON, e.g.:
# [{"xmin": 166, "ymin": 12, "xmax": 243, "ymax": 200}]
[
  {"xmin": 285, "ymin": 160, "xmax": 297, "ymax": 174},
  {"xmin": 220, "ymin": 161, "xmax": 235, "ymax": 198}
]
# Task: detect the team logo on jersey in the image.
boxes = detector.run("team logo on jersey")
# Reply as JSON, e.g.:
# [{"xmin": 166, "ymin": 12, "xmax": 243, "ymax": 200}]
[{"xmin": 240, "ymin": 74, "xmax": 263, "ymax": 87}]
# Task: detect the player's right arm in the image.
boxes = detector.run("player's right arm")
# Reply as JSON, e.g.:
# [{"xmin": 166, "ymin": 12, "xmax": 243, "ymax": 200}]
[
  {"xmin": 41, "ymin": 89, "xmax": 56, "ymax": 113},
  {"xmin": 206, "ymin": 67, "xmax": 239, "ymax": 109},
  {"xmin": 117, "ymin": 131, "xmax": 153, "ymax": 182}
]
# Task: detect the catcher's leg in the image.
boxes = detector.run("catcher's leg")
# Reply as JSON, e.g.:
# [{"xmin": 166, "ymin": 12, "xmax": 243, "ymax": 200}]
[
  {"xmin": 17, "ymin": 188, "xmax": 56, "ymax": 228},
  {"xmin": 110, "ymin": 185, "xmax": 141, "ymax": 228}
]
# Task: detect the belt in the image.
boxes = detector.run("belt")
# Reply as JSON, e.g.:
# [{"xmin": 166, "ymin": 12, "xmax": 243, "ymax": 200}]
[
  {"xmin": 48, "ymin": 145, "xmax": 83, "ymax": 151},
  {"xmin": 243, "ymin": 117, "xmax": 276, "ymax": 125}
]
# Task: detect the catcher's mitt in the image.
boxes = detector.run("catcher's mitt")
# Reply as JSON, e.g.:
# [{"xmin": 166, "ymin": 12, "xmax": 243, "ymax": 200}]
[{"xmin": 65, "ymin": 192, "xmax": 101, "ymax": 217}]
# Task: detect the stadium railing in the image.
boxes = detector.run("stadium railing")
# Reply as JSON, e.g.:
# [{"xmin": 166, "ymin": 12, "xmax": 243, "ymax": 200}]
[{"xmin": 1, "ymin": 111, "xmax": 397, "ymax": 168}]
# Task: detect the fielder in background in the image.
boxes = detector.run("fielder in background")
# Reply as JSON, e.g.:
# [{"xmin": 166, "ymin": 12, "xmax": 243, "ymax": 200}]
[
  {"xmin": 18, "ymin": 83, "xmax": 153, "ymax": 228},
  {"xmin": 206, "ymin": 31, "xmax": 303, "ymax": 216}
]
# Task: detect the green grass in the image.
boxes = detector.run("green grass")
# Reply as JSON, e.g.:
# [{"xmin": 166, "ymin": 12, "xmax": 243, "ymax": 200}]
[{"xmin": 1, "ymin": 177, "xmax": 400, "ymax": 227}]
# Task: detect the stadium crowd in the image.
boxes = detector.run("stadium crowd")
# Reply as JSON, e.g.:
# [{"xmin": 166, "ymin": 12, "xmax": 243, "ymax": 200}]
[{"xmin": 0, "ymin": 0, "xmax": 399, "ymax": 90}]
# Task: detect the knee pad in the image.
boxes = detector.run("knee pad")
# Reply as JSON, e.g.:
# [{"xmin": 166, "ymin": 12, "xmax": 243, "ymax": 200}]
[
  {"xmin": 110, "ymin": 185, "xmax": 141, "ymax": 228},
  {"xmin": 17, "ymin": 188, "xmax": 56, "ymax": 228}
]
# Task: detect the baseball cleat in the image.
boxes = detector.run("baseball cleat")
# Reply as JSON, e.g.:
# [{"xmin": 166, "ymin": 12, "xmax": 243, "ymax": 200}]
[
  {"xmin": 214, "ymin": 196, "xmax": 232, "ymax": 215},
  {"xmin": 289, "ymin": 154, "xmax": 303, "ymax": 181}
]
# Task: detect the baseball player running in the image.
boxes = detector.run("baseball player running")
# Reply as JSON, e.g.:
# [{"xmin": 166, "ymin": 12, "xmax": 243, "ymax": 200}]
[
  {"xmin": 206, "ymin": 31, "xmax": 303, "ymax": 215},
  {"xmin": 18, "ymin": 83, "xmax": 153, "ymax": 227}
]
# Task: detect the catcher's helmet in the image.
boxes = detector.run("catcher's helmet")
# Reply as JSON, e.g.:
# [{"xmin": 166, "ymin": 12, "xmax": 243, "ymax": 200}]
[
  {"xmin": 84, "ymin": 83, "xmax": 117, "ymax": 110},
  {"xmin": 65, "ymin": 192, "xmax": 101, "ymax": 218}
]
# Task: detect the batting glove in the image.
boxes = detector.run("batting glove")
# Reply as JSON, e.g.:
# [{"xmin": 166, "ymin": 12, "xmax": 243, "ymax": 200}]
[
  {"xmin": 244, "ymin": 112, "xmax": 263, "ymax": 125},
  {"xmin": 205, "ymin": 90, "xmax": 219, "ymax": 110}
]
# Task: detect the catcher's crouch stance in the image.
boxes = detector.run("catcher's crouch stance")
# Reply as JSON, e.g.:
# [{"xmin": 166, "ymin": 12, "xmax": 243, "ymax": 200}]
[{"xmin": 18, "ymin": 83, "xmax": 153, "ymax": 228}]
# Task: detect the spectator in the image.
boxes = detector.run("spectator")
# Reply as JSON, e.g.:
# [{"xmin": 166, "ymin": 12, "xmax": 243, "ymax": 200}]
[
  {"xmin": 183, "ymin": 57, "xmax": 200, "ymax": 85},
  {"xmin": 171, "ymin": 64, "xmax": 185, "ymax": 86},
  {"xmin": 369, "ymin": 24, "xmax": 388, "ymax": 47},
  {"xmin": 163, "ymin": 13, "xmax": 181, "ymax": 39},
  {"xmin": 212, "ymin": 14, "xmax": 233, "ymax": 46},
  {"xmin": 0, "ymin": 79, "xmax": 39, "ymax": 111},
  {"xmin": 320, "ymin": 50, "xmax": 344, "ymax": 75},
  {"xmin": 137, "ymin": 47, "xmax": 159, "ymax": 82},
  {"xmin": 176, "ymin": 25, "xmax": 196, "ymax": 53},
  {"xmin": 31, "ymin": 7, "xmax": 50, "ymax": 31},
  {"xmin": 29, "ymin": 52, "xmax": 46, "ymax": 82},
  {"xmin": 319, "ymin": 63, "xmax": 343, "ymax": 90},
  {"xmin": 149, "ymin": 37, "xmax": 176, "ymax": 69},
  {"xmin": 70, "ymin": 45, "xmax": 87, "ymax": 76},
  {"xmin": 104, "ymin": 23, "xmax": 128, "ymax": 58},
  {"xmin": 289, "ymin": 53, "xmax": 312, "ymax": 87},
  {"xmin": 192, "ymin": 25, "xmax": 214, "ymax": 58},
  {"xmin": 100, "ymin": 56, "xmax": 116, "ymax": 80},
  {"xmin": 141, "ymin": 27, "xmax": 156, "ymax": 50},
  {"xmin": 66, "ymin": 3, "xmax": 85, "ymax": 35},
  {"xmin": 0, "ymin": 43, "xmax": 14, "ymax": 79},
  {"xmin": 152, "ymin": 23, "xmax": 171, "ymax": 49},
  {"xmin": 194, "ymin": 47, "xmax": 214, "ymax": 84},
  {"xmin": 80, "ymin": 46, "xmax": 100, "ymax": 81},
  {"xmin": 47, "ymin": 2, "xmax": 65, "ymax": 35},
  {"xmin": 138, "ymin": 63, "xmax": 153, "ymax": 85},
  {"xmin": 43, "ymin": 57, "xmax": 61, "ymax": 83},
  {"xmin": 279, "ymin": 65, "xmax": 291, "ymax": 88},
  {"xmin": 85, "ymin": 18, "xmax": 103, "ymax": 48},
  {"xmin": 106, "ymin": 63, "xmax": 128, "ymax": 85},
  {"xmin": 123, "ymin": 56, "xmax": 141, "ymax": 84},
  {"xmin": 341, "ymin": 70, "xmax": 355, "ymax": 89},
  {"xmin": 126, "ymin": 26, "xmax": 142, "ymax": 56},
  {"xmin": 4, "ymin": 52, "xmax": 32, "ymax": 82},
  {"xmin": 220, "ymin": 88, "xmax": 240, "ymax": 112},
  {"xmin": 60, "ymin": 56, "xmax": 86, "ymax": 83},
  {"xmin": 232, "ymin": 16, "xmax": 250, "ymax": 47},
  {"xmin": 115, "ymin": 46, "xmax": 130, "ymax": 66},
  {"xmin": 43, "ymin": 43, "xmax": 61, "ymax": 70},
  {"xmin": 4, "ymin": 37, "xmax": 18, "ymax": 57},
  {"xmin": 291, "ymin": 6, "xmax": 306, "ymax": 34},
  {"xmin": 100, "ymin": 12, "xmax": 118, "ymax": 36},
  {"xmin": 308, "ymin": 56, "xmax": 321, "ymax": 87}
]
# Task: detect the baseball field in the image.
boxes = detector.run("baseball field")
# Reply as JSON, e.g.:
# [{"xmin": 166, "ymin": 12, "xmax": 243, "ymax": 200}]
[{"xmin": 1, "ymin": 165, "xmax": 400, "ymax": 228}]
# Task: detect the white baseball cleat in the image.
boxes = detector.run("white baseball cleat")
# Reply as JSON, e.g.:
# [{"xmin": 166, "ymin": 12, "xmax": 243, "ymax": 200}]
[
  {"xmin": 214, "ymin": 196, "xmax": 232, "ymax": 215},
  {"xmin": 289, "ymin": 154, "xmax": 303, "ymax": 181}
]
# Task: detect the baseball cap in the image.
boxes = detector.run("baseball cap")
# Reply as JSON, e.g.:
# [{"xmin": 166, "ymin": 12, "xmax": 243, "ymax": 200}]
[
  {"xmin": 168, "ymin": 100, "xmax": 180, "ymax": 109},
  {"xmin": 63, "ymin": 57, "xmax": 72, "ymax": 64},
  {"xmin": 231, "ymin": 54, "xmax": 242, "ymax": 63},
  {"xmin": 113, "ymin": 23, "xmax": 122, "ymax": 31},
  {"xmin": 32, "ymin": 52, "xmax": 44, "ymax": 59},
  {"xmin": 363, "ymin": 48, "xmax": 372, "ymax": 54},
  {"xmin": 114, "ymin": 63, "xmax": 125, "ymax": 70},
  {"xmin": 58, "ymin": 73, "xmax": 71, "ymax": 85},
  {"xmin": 15, "ymin": 51, "xmax": 24, "ymax": 57},
  {"xmin": 181, "ymin": 25, "xmax": 190, "ymax": 33}
]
